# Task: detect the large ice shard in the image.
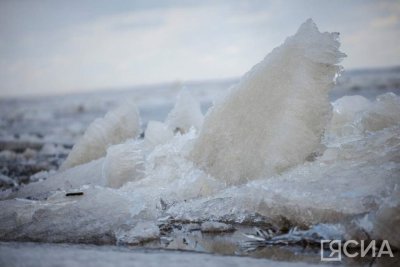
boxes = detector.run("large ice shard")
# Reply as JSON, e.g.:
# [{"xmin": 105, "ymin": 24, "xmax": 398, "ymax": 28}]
[
  {"xmin": 190, "ymin": 19, "xmax": 345, "ymax": 184},
  {"xmin": 61, "ymin": 102, "xmax": 140, "ymax": 170}
]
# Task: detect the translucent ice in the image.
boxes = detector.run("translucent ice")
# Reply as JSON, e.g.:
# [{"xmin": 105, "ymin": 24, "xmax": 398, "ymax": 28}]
[
  {"xmin": 190, "ymin": 19, "xmax": 345, "ymax": 184},
  {"xmin": 1, "ymin": 159, "xmax": 105, "ymax": 200},
  {"xmin": 325, "ymin": 95, "xmax": 371, "ymax": 142},
  {"xmin": 102, "ymin": 140, "xmax": 145, "ymax": 188},
  {"xmin": 360, "ymin": 92, "xmax": 400, "ymax": 132},
  {"xmin": 115, "ymin": 221, "xmax": 160, "ymax": 245},
  {"xmin": 325, "ymin": 93, "xmax": 400, "ymax": 144},
  {"xmin": 61, "ymin": 102, "xmax": 140, "ymax": 170}
]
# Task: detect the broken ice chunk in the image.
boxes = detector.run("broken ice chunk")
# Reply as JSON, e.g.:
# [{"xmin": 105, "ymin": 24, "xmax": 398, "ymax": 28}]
[
  {"xmin": 115, "ymin": 221, "xmax": 160, "ymax": 245},
  {"xmin": 61, "ymin": 102, "xmax": 140, "ymax": 170},
  {"xmin": 102, "ymin": 140, "xmax": 145, "ymax": 188},
  {"xmin": 191, "ymin": 19, "xmax": 345, "ymax": 184}
]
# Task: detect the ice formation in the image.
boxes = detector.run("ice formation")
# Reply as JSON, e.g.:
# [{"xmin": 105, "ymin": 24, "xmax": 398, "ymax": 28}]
[
  {"xmin": 144, "ymin": 121, "xmax": 174, "ymax": 149},
  {"xmin": 102, "ymin": 140, "xmax": 145, "ymax": 188},
  {"xmin": 325, "ymin": 95, "xmax": 371, "ymax": 141},
  {"xmin": 61, "ymin": 102, "xmax": 140, "ymax": 170},
  {"xmin": 325, "ymin": 92, "xmax": 400, "ymax": 143},
  {"xmin": 191, "ymin": 19, "xmax": 345, "ymax": 184},
  {"xmin": 0, "ymin": 19, "xmax": 399, "ymax": 252},
  {"xmin": 165, "ymin": 90, "xmax": 204, "ymax": 134}
]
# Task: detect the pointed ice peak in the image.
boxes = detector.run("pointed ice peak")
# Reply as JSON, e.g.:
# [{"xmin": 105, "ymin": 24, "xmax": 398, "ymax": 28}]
[
  {"xmin": 166, "ymin": 89, "xmax": 204, "ymax": 134},
  {"xmin": 296, "ymin": 18, "xmax": 319, "ymax": 35},
  {"xmin": 288, "ymin": 18, "xmax": 346, "ymax": 65},
  {"xmin": 191, "ymin": 19, "xmax": 346, "ymax": 184},
  {"xmin": 61, "ymin": 101, "xmax": 141, "ymax": 170}
]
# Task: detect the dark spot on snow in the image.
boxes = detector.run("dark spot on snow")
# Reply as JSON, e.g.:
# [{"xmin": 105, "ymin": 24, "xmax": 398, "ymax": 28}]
[{"xmin": 66, "ymin": 192, "xmax": 84, "ymax": 196}]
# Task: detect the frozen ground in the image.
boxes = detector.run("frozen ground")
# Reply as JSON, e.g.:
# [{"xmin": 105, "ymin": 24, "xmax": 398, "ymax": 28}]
[{"xmin": 0, "ymin": 20, "xmax": 399, "ymax": 266}]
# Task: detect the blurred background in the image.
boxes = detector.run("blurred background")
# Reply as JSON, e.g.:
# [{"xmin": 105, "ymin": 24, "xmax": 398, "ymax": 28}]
[{"xmin": 0, "ymin": 0, "xmax": 399, "ymax": 97}]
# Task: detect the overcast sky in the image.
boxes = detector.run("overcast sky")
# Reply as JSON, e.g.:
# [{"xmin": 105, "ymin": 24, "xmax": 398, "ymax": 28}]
[{"xmin": 0, "ymin": 0, "xmax": 399, "ymax": 97}]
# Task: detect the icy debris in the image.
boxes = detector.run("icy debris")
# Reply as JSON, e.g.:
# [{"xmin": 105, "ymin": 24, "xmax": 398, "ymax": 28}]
[
  {"xmin": 362, "ymin": 190, "xmax": 400, "ymax": 248},
  {"xmin": 115, "ymin": 221, "xmax": 160, "ymax": 245},
  {"xmin": 168, "ymin": 122, "xmax": 400, "ymax": 232},
  {"xmin": 22, "ymin": 148, "xmax": 36, "ymax": 159},
  {"xmin": 200, "ymin": 221, "xmax": 235, "ymax": 233},
  {"xmin": 190, "ymin": 19, "xmax": 345, "ymax": 184},
  {"xmin": 102, "ymin": 140, "xmax": 145, "ymax": 188},
  {"xmin": 360, "ymin": 92, "xmax": 400, "ymax": 132},
  {"xmin": 40, "ymin": 143, "xmax": 69, "ymax": 156},
  {"xmin": 142, "ymin": 130, "xmax": 225, "ymax": 201},
  {"xmin": 0, "ymin": 187, "xmax": 139, "ymax": 243},
  {"xmin": 61, "ymin": 102, "xmax": 140, "ymax": 170},
  {"xmin": 29, "ymin": 170, "xmax": 53, "ymax": 183},
  {"xmin": 326, "ymin": 95, "xmax": 371, "ymax": 140},
  {"xmin": 333, "ymin": 95, "xmax": 371, "ymax": 116},
  {"xmin": 0, "ymin": 150, "xmax": 17, "ymax": 161},
  {"xmin": 0, "ymin": 174, "xmax": 17, "ymax": 188},
  {"xmin": 2, "ymin": 159, "xmax": 105, "ymax": 200},
  {"xmin": 0, "ymin": 148, "xmax": 61, "ymax": 189},
  {"xmin": 242, "ymin": 224, "xmax": 345, "ymax": 251},
  {"xmin": 325, "ymin": 93, "xmax": 400, "ymax": 144},
  {"xmin": 165, "ymin": 90, "xmax": 204, "ymax": 134}
]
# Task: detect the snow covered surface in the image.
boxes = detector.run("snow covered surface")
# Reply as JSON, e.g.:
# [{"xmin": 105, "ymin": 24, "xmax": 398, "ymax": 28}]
[{"xmin": 0, "ymin": 19, "xmax": 400, "ymax": 264}]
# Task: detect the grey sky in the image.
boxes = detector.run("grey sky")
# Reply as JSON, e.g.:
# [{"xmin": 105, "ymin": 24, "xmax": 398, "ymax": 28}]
[{"xmin": 0, "ymin": 0, "xmax": 399, "ymax": 97}]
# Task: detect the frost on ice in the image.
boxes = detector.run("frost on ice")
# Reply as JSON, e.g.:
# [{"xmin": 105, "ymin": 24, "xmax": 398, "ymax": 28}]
[
  {"xmin": 0, "ymin": 19, "xmax": 399, "ymax": 250},
  {"xmin": 191, "ymin": 19, "xmax": 346, "ymax": 184}
]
